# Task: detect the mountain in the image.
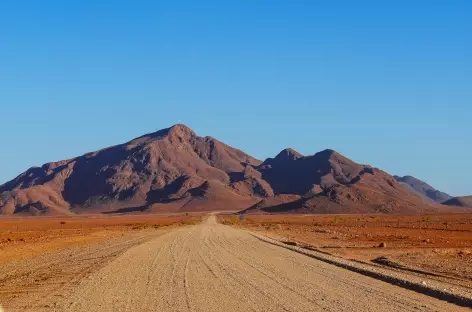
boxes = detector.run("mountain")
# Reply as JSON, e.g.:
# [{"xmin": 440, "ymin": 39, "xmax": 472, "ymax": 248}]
[
  {"xmin": 0, "ymin": 125, "xmax": 261, "ymax": 215},
  {"xmin": 393, "ymin": 175, "xmax": 452, "ymax": 203},
  {"xmin": 442, "ymin": 196, "xmax": 472, "ymax": 208},
  {"xmin": 0, "ymin": 124, "xmax": 457, "ymax": 216},
  {"xmin": 245, "ymin": 149, "xmax": 441, "ymax": 214}
]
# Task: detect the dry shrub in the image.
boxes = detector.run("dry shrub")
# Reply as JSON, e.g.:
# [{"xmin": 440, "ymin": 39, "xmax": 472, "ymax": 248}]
[{"xmin": 221, "ymin": 216, "xmax": 240, "ymax": 225}]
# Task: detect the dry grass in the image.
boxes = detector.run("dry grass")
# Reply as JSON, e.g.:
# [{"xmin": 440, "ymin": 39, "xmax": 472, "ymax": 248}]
[{"xmin": 219, "ymin": 216, "xmax": 242, "ymax": 225}]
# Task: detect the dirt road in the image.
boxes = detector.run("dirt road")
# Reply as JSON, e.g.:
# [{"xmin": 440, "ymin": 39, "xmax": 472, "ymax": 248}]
[
  {"xmin": 1, "ymin": 216, "xmax": 468, "ymax": 311},
  {"xmin": 30, "ymin": 215, "xmax": 462, "ymax": 312}
]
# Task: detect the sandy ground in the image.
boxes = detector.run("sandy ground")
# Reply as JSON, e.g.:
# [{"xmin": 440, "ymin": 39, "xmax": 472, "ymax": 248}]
[
  {"xmin": 0, "ymin": 214, "xmax": 201, "ymax": 264},
  {"xmin": 0, "ymin": 229, "xmax": 164, "ymax": 311},
  {"xmin": 1, "ymin": 216, "xmax": 468, "ymax": 311}
]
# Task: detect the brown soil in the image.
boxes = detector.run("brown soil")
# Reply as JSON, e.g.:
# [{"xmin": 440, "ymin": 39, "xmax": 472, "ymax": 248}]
[
  {"xmin": 0, "ymin": 214, "xmax": 201, "ymax": 264},
  {"xmin": 221, "ymin": 213, "xmax": 472, "ymax": 288}
]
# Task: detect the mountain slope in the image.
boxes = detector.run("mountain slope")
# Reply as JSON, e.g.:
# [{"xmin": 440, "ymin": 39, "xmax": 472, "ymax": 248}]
[
  {"xmin": 394, "ymin": 175, "xmax": 452, "ymax": 203},
  {"xmin": 442, "ymin": 196, "xmax": 472, "ymax": 208}
]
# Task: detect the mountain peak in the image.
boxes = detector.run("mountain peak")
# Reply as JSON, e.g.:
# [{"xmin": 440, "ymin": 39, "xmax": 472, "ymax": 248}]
[
  {"xmin": 168, "ymin": 124, "xmax": 195, "ymax": 136},
  {"xmin": 274, "ymin": 148, "xmax": 302, "ymax": 161},
  {"xmin": 156, "ymin": 124, "xmax": 197, "ymax": 144},
  {"xmin": 311, "ymin": 149, "xmax": 345, "ymax": 162},
  {"xmin": 317, "ymin": 149, "xmax": 337, "ymax": 157},
  {"xmin": 128, "ymin": 124, "xmax": 196, "ymax": 145}
]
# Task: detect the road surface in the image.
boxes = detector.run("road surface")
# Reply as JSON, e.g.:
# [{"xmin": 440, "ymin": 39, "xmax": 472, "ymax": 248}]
[{"xmin": 57, "ymin": 216, "xmax": 465, "ymax": 312}]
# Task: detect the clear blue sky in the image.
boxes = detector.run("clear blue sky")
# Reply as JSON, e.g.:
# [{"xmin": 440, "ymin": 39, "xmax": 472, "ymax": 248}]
[{"xmin": 1, "ymin": 1, "xmax": 471, "ymax": 196}]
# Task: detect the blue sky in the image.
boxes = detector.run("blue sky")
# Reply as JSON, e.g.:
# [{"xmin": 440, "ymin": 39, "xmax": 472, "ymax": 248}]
[{"xmin": 0, "ymin": 1, "xmax": 471, "ymax": 196}]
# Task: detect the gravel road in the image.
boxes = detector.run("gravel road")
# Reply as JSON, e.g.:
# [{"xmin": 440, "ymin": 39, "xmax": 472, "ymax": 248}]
[{"xmin": 54, "ymin": 216, "xmax": 467, "ymax": 312}]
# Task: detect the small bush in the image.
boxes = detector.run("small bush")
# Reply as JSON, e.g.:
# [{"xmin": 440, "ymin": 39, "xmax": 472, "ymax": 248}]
[
  {"xmin": 131, "ymin": 223, "xmax": 148, "ymax": 230},
  {"xmin": 221, "ymin": 216, "xmax": 239, "ymax": 225},
  {"xmin": 179, "ymin": 219, "xmax": 199, "ymax": 226}
]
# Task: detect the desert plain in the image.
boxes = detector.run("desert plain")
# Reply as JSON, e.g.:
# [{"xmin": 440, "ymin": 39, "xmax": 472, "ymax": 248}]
[{"xmin": 0, "ymin": 212, "xmax": 471, "ymax": 311}]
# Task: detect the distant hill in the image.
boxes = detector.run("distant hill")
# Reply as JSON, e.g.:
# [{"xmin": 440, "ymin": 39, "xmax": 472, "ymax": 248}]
[
  {"xmin": 0, "ymin": 124, "xmax": 459, "ymax": 216},
  {"xmin": 442, "ymin": 196, "xmax": 472, "ymax": 208},
  {"xmin": 245, "ymin": 149, "xmax": 443, "ymax": 214},
  {"xmin": 393, "ymin": 175, "xmax": 452, "ymax": 203}
]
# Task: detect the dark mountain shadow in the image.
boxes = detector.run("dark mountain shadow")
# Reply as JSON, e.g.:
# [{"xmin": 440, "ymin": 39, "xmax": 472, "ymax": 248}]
[
  {"xmin": 62, "ymin": 145, "xmax": 140, "ymax": 206},
  {"xmin": 261, "ymin": 197, "xmax": 307, "ymax": 213},
  {"xmin": 102, "ymin": 205, "xmax": 147, "ymax": 214},
  {"xmin": 146, "ymin": 175, "xmax": 193, "ymax": 204}
]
